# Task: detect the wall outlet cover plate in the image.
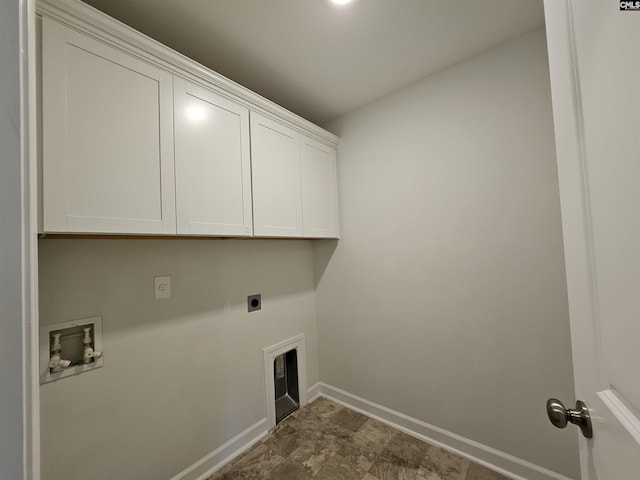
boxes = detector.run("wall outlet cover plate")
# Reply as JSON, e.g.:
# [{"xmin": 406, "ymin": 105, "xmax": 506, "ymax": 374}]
[{"xmin": 154, "ymin": 276, "xmax": 171, "ymax": 299}]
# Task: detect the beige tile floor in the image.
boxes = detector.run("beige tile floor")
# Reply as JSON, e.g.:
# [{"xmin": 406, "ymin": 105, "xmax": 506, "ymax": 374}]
[{"xmin": 209, "ymin": 398, "xmax": 509, "ymax": 480}]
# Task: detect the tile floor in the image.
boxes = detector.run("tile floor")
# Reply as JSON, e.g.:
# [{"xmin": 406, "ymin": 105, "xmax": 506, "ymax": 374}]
[{"xmin": 208, "ymin": 397, "xmax": 509, "ymax": 480}]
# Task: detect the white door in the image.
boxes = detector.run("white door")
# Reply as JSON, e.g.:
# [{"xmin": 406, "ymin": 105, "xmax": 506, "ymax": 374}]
[
  {"xmin": 174, "ymin": 78, "xmax": 253, "ymax": 236},
  {"xmin": 545, "ymin": 1, "xmax": 640, "ymax": 478},
  {"xmin": 41, "ymin": 18, "xmax": 175, "ymax": 234},
  {"xmin": 250, "ymin": 112, "xmax": 303, "ymax": 237},
  {"xmin": 300, "ymin": 135, "xmax": 340, "ymax": 238}
]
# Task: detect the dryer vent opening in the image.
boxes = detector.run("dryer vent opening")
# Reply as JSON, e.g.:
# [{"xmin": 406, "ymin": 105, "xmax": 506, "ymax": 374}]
[{"xmin": 274, "ymin": 349, "xmax": 299, "ymax": 424}]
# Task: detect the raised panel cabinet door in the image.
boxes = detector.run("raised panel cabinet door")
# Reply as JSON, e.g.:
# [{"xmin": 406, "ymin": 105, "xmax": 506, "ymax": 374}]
[
  {"xmin": 41, "ymin": 18, "xmax": 176, "ymax": 234},
  {"xmin": 174, "ymin": 78, "xmax": 252, "ymax": 236},
  {"xmin": 300, "ymin": 136, "xmax": 339, "ymax": 238},
  {"xmin": 250, "ymin": 112, "xmax": 303, "ymax": 237}
]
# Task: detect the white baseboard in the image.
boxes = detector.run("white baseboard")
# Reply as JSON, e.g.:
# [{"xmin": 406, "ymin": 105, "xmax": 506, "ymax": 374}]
[
  {"xmin": 169, "ymin": 418, "xmax": 268, "ymax": 480},
  {"xmin": 313, "ymin": 382, "xmax": 574, "ymax": 480},
  {"xmin": 307, "ymin": 381, "xmax": 322, "ymax": 403}
]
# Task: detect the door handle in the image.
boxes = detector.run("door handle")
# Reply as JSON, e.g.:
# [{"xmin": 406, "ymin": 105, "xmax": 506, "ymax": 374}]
[{"xmin": 546, "ymin": 398, "xmax": 593, "ymax": 438}]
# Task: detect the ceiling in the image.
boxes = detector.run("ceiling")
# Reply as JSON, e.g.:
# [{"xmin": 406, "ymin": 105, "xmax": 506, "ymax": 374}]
[{"xmin": 81, "ymin": 0, "xmax": 545, "ymax": 125}]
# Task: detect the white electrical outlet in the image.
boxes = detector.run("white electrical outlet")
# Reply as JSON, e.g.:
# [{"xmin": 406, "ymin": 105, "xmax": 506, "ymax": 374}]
[{"xmin": 154, "ymin": 276, "xmax": 171, "ymax": 299}]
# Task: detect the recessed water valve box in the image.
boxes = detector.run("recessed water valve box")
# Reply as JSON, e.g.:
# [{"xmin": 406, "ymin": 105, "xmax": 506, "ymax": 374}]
[{"xmin": 40, "ymin": 316, "xmax": 104, "ymax": 384}]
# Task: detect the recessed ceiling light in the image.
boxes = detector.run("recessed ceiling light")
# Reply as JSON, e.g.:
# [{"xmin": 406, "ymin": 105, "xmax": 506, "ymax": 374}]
[{"xmin": 328, "ymin": 0, "xmax": 357, "ymax": 6}]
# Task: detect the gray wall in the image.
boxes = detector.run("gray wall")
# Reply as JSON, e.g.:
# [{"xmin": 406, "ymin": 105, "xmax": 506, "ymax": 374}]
[
  {"xmin": 317, "ymin": 29, "xmax": 579, "ymax": 478},
  {"xmin": 39, "ymin": 238, "xmax": 319, "ymax": 480},
  {"xmin": 0, "ymin": 0, "xmax": 26, "ymax": 478}
]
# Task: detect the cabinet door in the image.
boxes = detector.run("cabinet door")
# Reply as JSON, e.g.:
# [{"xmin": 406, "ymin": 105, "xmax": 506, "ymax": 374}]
[
  {"xmin": 174, "ymin": 78, "xmax": 252, "ymax": 236},
  {"xmin": 300, "ymin": 136, "xmax": 339, "ymax": 238},
  {"xmin": 250, "ymin": 113, "xmax": 303, "ymax": 237},
  {"xmin": 41, "ymin": 18, "xmax": 175, "ymax": 234}
]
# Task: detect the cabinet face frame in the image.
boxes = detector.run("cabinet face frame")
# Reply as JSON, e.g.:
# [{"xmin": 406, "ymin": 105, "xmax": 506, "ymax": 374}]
[
  {"xmin": 250, "ymin": 112, "xmax": 304, "ymax": 237},
  {"xmin": 300, "ymin": 136, "xmax": 340, "ymax": 238},
  {"xmin": 173, "ymin": 78, "xmax": 253, "ymax": 236},
  {"xmin": 41, "ymin": 17, "xmax": 176, "ymax": 234}
]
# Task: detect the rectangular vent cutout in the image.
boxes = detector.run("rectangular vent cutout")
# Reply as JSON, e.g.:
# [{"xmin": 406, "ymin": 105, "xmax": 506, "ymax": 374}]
[{"xmin": 274, "ymin": 349, "xmax": 299, "ymax": 424}]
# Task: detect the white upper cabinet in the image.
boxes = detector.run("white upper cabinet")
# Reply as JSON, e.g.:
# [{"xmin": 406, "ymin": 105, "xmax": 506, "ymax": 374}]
[
  {"xmin": 38, "ymin": 0, "xmax": 340, "ymax": 239},
  {"xmin": 250, "ymin": 113, "xmax": 304, "ymax": 237},
  {"xmin": 174, "ymin": 78, "xmax": 253, "ymax": 236},
  {"xmin": 251, "ymin": 112, "xmax": 340, "ymax": 238},
  {"xmin": 301, "ymin": 136, "xmax": 339, "ymax": 238},
  {"xmin": 41, "ymin": 17, "xmax": 176, "ymax": 234}
]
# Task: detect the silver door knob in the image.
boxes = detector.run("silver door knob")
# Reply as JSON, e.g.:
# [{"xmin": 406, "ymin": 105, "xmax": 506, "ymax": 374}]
[{"xmin": 546, "ymin": 398, "xmax": 593, "ymax": 438}]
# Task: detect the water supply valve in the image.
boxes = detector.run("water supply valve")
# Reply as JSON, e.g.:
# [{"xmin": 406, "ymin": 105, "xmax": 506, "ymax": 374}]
[
  {"xmin": 48, "ymin": 333, "xmax": 72, "ymax": 371},
  {"xmin": 48, "ymin": 355, "xmax": 71, "ymax": 370},
  {"xmin": 83, "ymin": 347, "xmax": 103, "ymax": 364},
  {"xmin": 82, "ymin": 327, "xmax": 103, "ymax": 364}
]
